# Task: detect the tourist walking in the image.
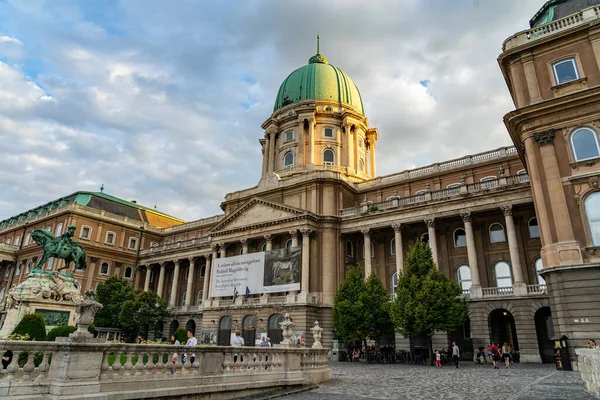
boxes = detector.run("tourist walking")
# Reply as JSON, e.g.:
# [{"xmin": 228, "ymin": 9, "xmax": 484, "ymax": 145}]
[
  {"xmin": 502, "ymin": 342, "xmax": 511, "ymax": 369},
  {"xmin": 231, "ymin": 330, "xmax": 245, "ymax": 370},
  {"xmin": 182, "ymin": 329, "xmax": 197, "ymax": 372},
  {"xmin": 490, "ymin": 342, "xmax": 500, "ymax": 369},
  {"xmin": 435, "ymin": 350, "xmax": 441, "ymax": 368},
  {"xmin": 451, "ymin": 341, "xmax": 460, "ymax": 369}
]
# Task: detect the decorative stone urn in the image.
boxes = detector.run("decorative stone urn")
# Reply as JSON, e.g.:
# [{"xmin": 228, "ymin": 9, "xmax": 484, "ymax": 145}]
[
  {"xmin": 279, "ymin": 313, "xmax": 295, "ymax": 347},
  {"xmin": 311, "ymin": 321, "xmax": 323, "ymax": 349},
  {"xmin": 71, "ymin": 290, "xmax": 102, "ymax": 339}
]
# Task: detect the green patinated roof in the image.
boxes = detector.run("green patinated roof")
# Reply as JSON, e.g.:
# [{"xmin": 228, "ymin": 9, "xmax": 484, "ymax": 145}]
[{"xmin": 273, "ymin": 53, "xmax": 364, "ymax": 114}]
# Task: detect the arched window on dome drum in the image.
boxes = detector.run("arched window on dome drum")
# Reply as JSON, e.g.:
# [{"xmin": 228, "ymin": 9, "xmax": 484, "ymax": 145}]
[
  {"xmin": 528, "ymin": 218, "xmax": 540, "ymax": 238},
  {"xmin": 457, "ymin": 265, "xmax": 471, "ymax": 291},
  {"xmin": 585, "ymin": 192, "xmax": 600, "ymax": 246},
  {"xmin": 284, "ymin": 152, "xmax": 294, "ymax": 168},
  {"xmin": 323, "ymin": 149, "xmax": 335, "ymax": 166},
  {"xmin": 324, "ymin": 127, "xmax": 334, "ymax": 138},
  {"xmin": 534, "ymin": 258, "xmax": 545, "ymax": 285},
  {"xmin": 570, "ymin": 127, "xmax": 600, "ymax": 162},
  {"xmin": 489, "ymin": 223, "xmax": 506, "ymax": 243}
]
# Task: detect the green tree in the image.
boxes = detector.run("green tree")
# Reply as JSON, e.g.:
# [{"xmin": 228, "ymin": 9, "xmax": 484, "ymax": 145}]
[
  {"xmin": 333, "ymin": 265, "xmax": 393, "ymax": 344},
  {"xmin": 47, "ymin": 325, "xmax": 77, "ymax": 341},
  {"xmin": 391, "ymin": 240, "xmax": 468, "ymax": 360},
  {"xmin": 94, "ymin": 276, "xmax": 135, "ymax": 328},
  {"xmin": 12, "ymin": 314, "xmax": 46, "ymax": 341},
  {"xmin": 173, "ymin": 327, "xmax": 188, "ymax": 344},
  {"xmin": 119, "ymin": 290, "xmax": 169, "ymax": 342}
]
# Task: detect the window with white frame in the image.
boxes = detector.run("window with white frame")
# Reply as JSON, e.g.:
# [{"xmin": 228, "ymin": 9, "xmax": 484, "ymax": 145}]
[
  {"xmin": 489, "ymin": 223, "xmax": 506, "ymax": 243},
  {"xmin": 5, "ymin": 239, "xmax": 10, "ymax": 245},
  {"xmin": 552, "ymin": 58, "xmax": 579, "ymax": 85},
  {"xmin": 494, "ymin": 261, "xmax": 513, "ymax": 288},
  {"xmin": 285, "ymin": 131, "xmax": 293, "ymax": 142},
  {"xmin": 285, "ymin": 239, "xmax": 292, "ymax": 248},
  {"xmin": 324, "ymin": 127, "xmax": 334, "ymax": 138},
  {"xmin": 534, "ymin": 257, "xmax": 546, "ymax": 285},
  {"xmin": 345, "ymin": 240, "xmax": 354, "ymax": 257},
  {"xmin": 261, "ymin": 242, "xmax": 267, "ymax": 252},
  {"xmin": 105, "ymin": 232, "xmax": 116, "ymax": 245},
  {"xmin": 585, "ymin": 192, "xmax": 600, "ymax": 246},
  {"xmin": 182, "ymin": 291, "xmax": 187, "ymax": 306},
  {"xmin": 391, "ymin": 272, "xmax": 398, "ymax": 295},
  {"xmin": 80, "ymin": 226, "xmax": 92, "ymax": 240},
  {"xmin": 196, "ymin": 290, "xmax": 203, "ymax": 305},
  {"xmin": 390, "ymin": 238, "xmax": 396, "ymax": 255},
  {"xmin": 55, "ymin": 223, "xmax": 63, "ymax": 236},
  {"xmin": 100, "ymin": 262, "xmax": 110, "ymax": 275},
  {"xmin": 415, "ymin": 190, "xmax": 427, "ymax": 202},
  {"xmin": 457, "ymin": 265, "xmax": 472, "ymax": 291},
  {"xmin": 25, "ymin": 260, "xmax": 31, "ymax": 274},
  {"xmin": 0, "ymin": 287, "xmax": 4, "ymax": 302},
  {"xmin": 447, "ymin": 183, "xmax": 461, "ymax": 195},
  {"xmin": 323, "ymin": 149, "xmax": 335, "ymax": 165},
  {"xmin": 481, "ymin": 176, "xmax": 498, "ymax": 189},
  {"xmin": 284, "ymin": 152, "xmax": 294, "ymax": 168},
  {"xmin": 24, "ymin": 233, "xmax": 31, "ymax": 246},
  {"xmin": 517, "ymin": 169, "xmax": 530, "ymax": 183},
  {"xmin": 124, "ymin": 266, "xmax": 133, "ymax": 279},
  {"xmin": 529, "ymin": 218, "xmax": 540, "ymax": 238},
  {"xmin": 14, "ymin": 237, "xmax": 19, "ymax": 246},
  {"xmin": 15, "ymin": 263, "xmax": 21, "ymax": 276},
  {"xmin": 46, "ymin": 258, "xmax": 53, "ymax": 270},
  {"xmin": 454, "ymin": 229, "xmax": 467, "ymax": 247},
  {"xmin": 128, "ymin": 237, "xmax": 138, "ymax": 250},
  {"xmin": 200, "ymin": 265, "xmax": 206, "ymax": 277},
  {"xmin": 185, "ymin": 267, "xmax": 189, "ymax": 280},
  {"xmin": 570, "ymin": 127, "xmax": 600, "ymax": 162}
]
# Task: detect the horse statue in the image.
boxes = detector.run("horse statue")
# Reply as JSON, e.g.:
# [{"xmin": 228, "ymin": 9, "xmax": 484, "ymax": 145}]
[{"xmin": 31, "ymin": 226, "xmax": 87, "ymax": 275}]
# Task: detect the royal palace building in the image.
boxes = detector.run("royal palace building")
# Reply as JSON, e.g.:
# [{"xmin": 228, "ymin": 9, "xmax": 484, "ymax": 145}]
[{"xmin": 1, "ymin": 0, "xmax": 599, "ymax": 369}]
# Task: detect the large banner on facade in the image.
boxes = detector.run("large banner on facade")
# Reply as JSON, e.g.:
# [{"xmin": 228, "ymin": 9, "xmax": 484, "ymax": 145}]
[{"xmin": 212, "ymin": 246, "xmax": 301, "ymax": 297}]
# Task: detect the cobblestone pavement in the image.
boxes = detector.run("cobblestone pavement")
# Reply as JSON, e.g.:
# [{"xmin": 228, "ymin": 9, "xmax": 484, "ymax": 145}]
[{"xmin": 286, "ymin": 362, "xmax": 595, "ymax": 400}]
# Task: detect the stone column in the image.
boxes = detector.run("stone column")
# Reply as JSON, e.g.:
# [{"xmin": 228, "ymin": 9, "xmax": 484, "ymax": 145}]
[
  {"xmin": 207, "ymin": 244, "xmax": 219, "ymax": 299},
  {"xmin": 133, "ymin": 266, "xmax": 141, "ymax": 290},
  {"xmin": 264, "ymin": 235, "xmax": 273, "ymax": 251},
  {"xmin": 308, "ymin": 118, "xmax": 315, "ymax": 165},
  {"xmin": 369, "ymin": 142, "xmax": 377, "ymax": 178},
  {"xmin": 219, "ymin": 243, "xmax": 226, "ymax": 258},
  {"xmin": 261, "ymin": 136, "xmax": 268, "ymax": 177},
  {"xmin": 143, "ymin": 265, "xmax": 152, "ymax": 291},
  {"xmin": 169, "ymin": 260, "xmax": 180, "ymax": 307},
  {"xmin": 362, "ymin": 228, "xmax": 372, "ymax": 277},
  {"xmin": 300, "ymin": 228, "xmax": 312, "ymax": 293},
  {"xmin": 424, "ymin": 218, "xmax": 439, "ymax": 268},
  {"xmin": 241, "ymin": 239, "xmax": 249, "ymax": 255},
  {"xmin": 186, "ymin": 257, "xmax": 196, "ymax": 307},
  {"xmin": 85, "ymin": 258, "xmax": 98, "ymax": 291},
  {"xmin": 290, "ymin": 230, "xmax": 299, "ymax": 247},
  {"xmin": 392, "ymin": 223, "xmax": 404, "ymax": 276},
  {"xmin": 460, "ymin": 212, "xmax": 482, "ymax": 298},
  {"xmin": 267, "ymin": 129, "xmax": 275, "ymax": 173},
  {"xmin": 501, "ymin": 205, "xmax": 527, "ymax": 295},
  {"xmin": 521, "ymin": 53, "xmax": 543, "ymax": 104},
  {"xmin": 156, "ymin": 262, "xmax": 166, "ymax": 298}
]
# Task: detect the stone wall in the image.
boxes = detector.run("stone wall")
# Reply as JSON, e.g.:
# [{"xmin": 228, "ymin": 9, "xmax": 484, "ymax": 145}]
[{"xmin": 576, "ymin": 348, "xmax": 600, "ymax": 397}]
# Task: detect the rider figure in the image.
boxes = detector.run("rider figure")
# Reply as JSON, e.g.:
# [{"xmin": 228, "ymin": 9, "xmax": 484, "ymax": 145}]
[{"xmin": 59, "ymin": 225, "xmax": 77, "ymax": 260}]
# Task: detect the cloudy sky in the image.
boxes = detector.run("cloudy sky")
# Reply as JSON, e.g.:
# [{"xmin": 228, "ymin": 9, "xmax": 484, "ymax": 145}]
[{"xmin": 0, "ymin": 0, "xmax": 544, "ymax": 222}]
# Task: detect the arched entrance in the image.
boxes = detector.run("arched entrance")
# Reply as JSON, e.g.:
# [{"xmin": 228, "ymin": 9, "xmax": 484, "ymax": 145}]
[
  {"xmin": 534, "ymin": 307, "xmax": 555, "ymax": 363},
  {"xmin": 169, "ymin": 320, "xmax": 179, "ymax": 337},
  {"xmin": 242, "ymin": 315, "xmax": 257, "ymax": 346},
  {"xmin": 185, "ymin": 319, "xmax": 196, "ymax": 336},
  {"xmin": 268, "ymin": 314, "xmax": 284, "ymax": 345},
  {"xmin": 489, "ymin": 309, "xmax": 519, "ymax": 357},
  {"xmin": 154, "ymin": 321, "xmax": 164, "ymax": 341},
  {"xmin": 218, "ymin": 316, "xmax": 232, "ymax": 346}
]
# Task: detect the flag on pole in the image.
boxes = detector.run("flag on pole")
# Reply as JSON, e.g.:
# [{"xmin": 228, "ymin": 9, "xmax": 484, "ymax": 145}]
[
  {"xmin": 244, "ymin": 286, "xmax": 250, "ymax": 302},
  {"xmin": 233, "ymin": 287, "xmax": 239, "ymax": 303}
]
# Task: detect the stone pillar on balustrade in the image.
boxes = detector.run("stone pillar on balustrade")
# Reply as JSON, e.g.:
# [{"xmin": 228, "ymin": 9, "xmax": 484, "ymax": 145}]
[
  {"xmin": 460, "ymin": 211, "xmax": 482, "ymax": 299},
  {"xmin": 501, "ymin": 205, "xmax": 527, "ymax": 296}
]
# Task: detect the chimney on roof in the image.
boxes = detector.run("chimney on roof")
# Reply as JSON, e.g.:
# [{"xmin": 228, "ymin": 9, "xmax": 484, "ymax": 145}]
[{"xmin": 131, "ymin": 200, "xmax": 137, "ymax": 204}]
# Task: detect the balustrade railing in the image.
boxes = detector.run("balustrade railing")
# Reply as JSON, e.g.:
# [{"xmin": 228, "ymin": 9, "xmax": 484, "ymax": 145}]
[
  {"xmin": 527, "ymin": 284, "xmax": 547, "ymax": 294},
  {"xmin": 0, "ymin": 341, "xmax": 58, "ymax": 384},
  {"xmin": 482, "ymin": 287, "xmax": 514, "ymax": 297}
]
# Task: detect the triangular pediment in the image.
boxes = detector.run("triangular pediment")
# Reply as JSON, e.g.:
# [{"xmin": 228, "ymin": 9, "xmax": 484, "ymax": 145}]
[{"xmin": 210, "ymin": 198, "xmax": 307, "ymax": 234}]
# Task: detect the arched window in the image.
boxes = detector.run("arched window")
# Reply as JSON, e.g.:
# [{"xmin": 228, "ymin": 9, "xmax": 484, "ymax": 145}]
[
  {"xmin": 415, "ymin": 190, "xmax": 427, "ymax": 202},
  {"xmin": 370, "ymin": 242, "xmax": 375, "ymax": 258},
  {"xmin": 220, "ymin": 316, "xmax": 232, "ymax": 330},
  {"xmin": 454, "ymin": 229, "xmax": 466, "ymax": 247},
  {"xmin": 345, "ymin": 240, "xmax": 354, "ymax": 257},
  {"xmin": 534, "ymin": 257, "xmax": 546, "ymax": 285},
  {"xmin": 285, "ymin": 239, "xmax": 293, "ymax": 248},
  {"xmin": 585, "ymin": 192, "xmax": 600, "ymax": 246},
  {"xmin": 447, "ymin": 183, "xmax": 461, "ymax": 195},
  {"xmin": 182, "ymin": 292, "xmax": 187, "ymax": 306},
  {"xmin": 284, "ymin": 152, "xmax": 294, "ymax": 168},
  {"xmin": 489, "ymin": 223, "xmax": 506, "ymax": 243},
  {"xmin": 25, "ymin": 260, "xmax": 32, "ymax": 273},
  {"xmin": 571, "ymin": 127, "xmax": 600, "ymax": 162},
  {"xmin": 124, "ymin": 266, "xmax": 133, "ymax": 279},
  {"xmin": 323, "ymin": 149, "xmax": 335, "ymax": 165},
  {"xmin": 100, "ymin": 262, "xmax": 110, "ymax": 275},
  {"xmin": 196, "ymin": 290, "xmax": 203, "ymax": 305},
  {"xmin": 390, "ymin": 238, "xmax": 396, "ymax": 255},
  {"xmin": 552, "ymin": 58, "xmax": 579, "ymax": 85},
  {"xmin": 391, "ymin": 272, "xmax": 398, "ymax": 295},
  {"xmin": 421, "ymin": 233, "xmax": 429, "ymax": 244},
  {"xmin": 494, "ymin": 261, "xmax": 513, "ymax": 288},
  {"xmin": 481, "ymin": 176, "xmax": 498, "ymax": 189},
  {"xmin": 239, "ymin": 247, "xmax": 244, "ymax": 255},
  {"xmin": 261, "ymin": 242, "xmax": 267, "ymax": 252},
  {"xmin": 457, "ymin": 265, "xmax": 472, "ymax": 291},
  {"xmin": 15, "ymin": 263, "xmax": 22, "ymax": 276},
  {"xmin": 5, "ymin": 239, "xmax": 10, "ymax": 244},
  {"xmin": 0, "ymin": 287, "xmax": 4, "ymax": 302},
  {"xmin": 14, "ymin": 237, "xmax": 20, "ymax": 246},
  {"xmin": 529, "ymin": 218, "xmax": 540, "ymax": 238},
  {"xmin": 55, "ymin": 223, "xmax": 63, "ymax": 236},
  {"xmin": 4, "ymin": 267, "xmax": 9, "ymax": 277},
  {"xmin": 24, "ymin": 233, "xmax": 31, "ymax": 246},
  {"xmin": 517, "ymin": 169, "xmax": 529, "ymax": 183},
  {"xmin": 200, "ymin": 265, "xmax": 206, "ymax": 277}
]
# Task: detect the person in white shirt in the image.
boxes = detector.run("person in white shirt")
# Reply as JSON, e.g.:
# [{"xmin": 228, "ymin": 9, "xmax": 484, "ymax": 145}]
[
  {"xmin": 182, "ymin": 329, "xmax": 197, "ymax": 372},
  {"xmin": 231, "ymin": 330, "xmax": 245, "ymax": 370}
]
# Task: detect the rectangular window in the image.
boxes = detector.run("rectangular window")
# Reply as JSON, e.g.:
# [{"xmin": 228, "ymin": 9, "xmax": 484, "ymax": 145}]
[
  {"xmin": 80, "ymin": 227, "xmax": 91, "ymax": 240},
  {"xmin": 552, "ymin": 58, "xmax": 579, "ymax": 85},
  {"xmin": 128, "ymin": 237, "xmax": 138, "ymax": 250},
  {"xmin": 324, "ymin": 128, "xmax": 334, "ymax": 138},
  {"xmin": 285, "ymin": 131, "xmax": 293, "ymax": 142},
  {"xmin": 55, "ymin": 223, "xmax": 63, "ymax": 236},
  {"xmin": 105, "ymin": 232, "xmax": 116, "ymax": 245},
  {"xmin": 47, "ymin": 258, "xmax": 54, "ymax": 270}
]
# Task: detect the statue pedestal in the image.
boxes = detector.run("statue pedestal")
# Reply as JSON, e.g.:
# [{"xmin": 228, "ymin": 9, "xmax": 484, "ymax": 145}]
[{"xmin": 0, "ymin": 270, "xmax": 82, "ymax": 337}]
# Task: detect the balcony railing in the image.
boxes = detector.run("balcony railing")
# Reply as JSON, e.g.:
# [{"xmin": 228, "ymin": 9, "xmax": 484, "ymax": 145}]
[
  {"xmin": 482, "ymin": 287, "xmax": 514, "ymax": 297},
  {"xmin": 527, "ymin": 284, "xmax": 547, "ymax": 294},
  {"xmin": 139, "ymin": 236, "xmax": 211, "ymax": 256}
]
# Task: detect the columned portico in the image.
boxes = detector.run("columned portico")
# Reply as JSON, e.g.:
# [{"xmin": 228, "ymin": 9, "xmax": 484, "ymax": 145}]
[
  {"xmin": 289, "ymin": 230, "xmax": 299, "ymax": 247},
  {"xmin": 144, "ymin": 265, "xmax": 152, "ymax": 291},
  {"xmin": 392, "ymin": 223, "xmax": 403, "ymax": 276},
  {"xmin": 241, "ymin": 239, "xmax": 249, "ymax": 254},
  {"xmin": 362, "ymin": 228, "xmax": 372, "ymax": 277},
  {"xmin": 424, "ymin": 218, "xmax": 439, "ymax": 268},
  {"xmin": 300, "ymin": 228, "xmax": 312, "ymax": 293},
  {"xmin": 156, "ymin": 262, "xmax": 166, "ymax": 298},
  {"xmin": 501, "ymin": 205, "xmax": 527, "ymax": 295},
  {"xmin": 186, "ymin": 257, "xmax": 196, "ymax": 307},
  {"xmin": 169, "ymin": 260, "xmax": 180, "ymax": 307},
  {"xmin": 219, "ymin": 243, "xmax": 226, "ymax": 258},
  {"xmin": 460, "ymin": 212, "xmax": 482, "ymax": 298},
  {"xmin": 264, "ymin": 235, "xmax": 273, "ymax": 251},
  {"xmin": 208, "ymin": 244, "xmax": 219, "ymax": 299}
]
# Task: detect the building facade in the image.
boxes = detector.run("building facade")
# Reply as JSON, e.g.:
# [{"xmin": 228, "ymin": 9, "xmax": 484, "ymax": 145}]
[{"xmin": 1, "ymin": 1, "xmax": 597, "ymax": 367}]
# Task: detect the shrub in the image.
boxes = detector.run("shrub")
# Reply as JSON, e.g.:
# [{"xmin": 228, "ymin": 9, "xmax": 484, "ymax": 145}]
[
  {"xmin": 174, "ymin": 327, "xmax": 187, "ymax": 345},
  {"xmin": 12, "ymin": 314, "xmax": 46, "ymax": 341},
  {"xmin": 47, "ymin": 325, "xmax": 77, "ymax": 341}
]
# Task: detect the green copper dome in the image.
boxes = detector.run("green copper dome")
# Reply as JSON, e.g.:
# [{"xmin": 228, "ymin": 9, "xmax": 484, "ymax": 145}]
[{"xmin": 274, "ymin": 53, "xmax": 364, "ymax": 114}]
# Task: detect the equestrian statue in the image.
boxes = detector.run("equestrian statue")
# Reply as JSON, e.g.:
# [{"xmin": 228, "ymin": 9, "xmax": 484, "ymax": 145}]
[{"xmin": 31, "ymin": 225, "xmax": 87, "ymax": 275}]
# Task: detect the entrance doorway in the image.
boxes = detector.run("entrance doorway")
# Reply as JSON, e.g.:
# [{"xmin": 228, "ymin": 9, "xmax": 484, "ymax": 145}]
[
  {"xmin": 185, "ymin": 319, "xmax": 196, "ymax": 336},
  {"xmin": 489, "ymin": 309, "xmax": 519, "ymax": 357},
  {"xmin": 534, "ymin": 307, "xmax": 555, "ymax": 363},
  {"xmin": 218, "ymin": 316, "xmax": 232, "ymax": 346},
  {"xmin": 242, "ymin": 315, "xmax": 257, "ymax": 346},
  {"xmin": 268, "ymin": 314, "xmax": 284, "ymax": 345}
]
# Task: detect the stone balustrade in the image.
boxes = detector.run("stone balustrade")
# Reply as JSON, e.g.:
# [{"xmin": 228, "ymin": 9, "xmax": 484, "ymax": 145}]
[
  {"xmin": 463, "ymin": 285, "xmax": 547, "ymax": 300},
  {"xmin": 0, "ymin": 340, "xmax": 330, "ymax": 399},
  {"xmin": 139, "ymin": 236, "xmax": 211, "ymax": 256},
  {"xmin": 576, "ymin": 348, "xmax": 600, "ymax": 397}
]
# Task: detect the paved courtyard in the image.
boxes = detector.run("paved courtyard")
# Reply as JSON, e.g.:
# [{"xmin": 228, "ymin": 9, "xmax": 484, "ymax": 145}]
[{"xmin": 286, "ymin": 362, "xmax": 595, "ymax": 400}]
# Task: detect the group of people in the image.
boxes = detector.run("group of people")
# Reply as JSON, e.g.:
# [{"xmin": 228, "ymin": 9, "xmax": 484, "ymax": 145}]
[
  {"xmin": 434, "ymin": 341, "xmax": 461, "ymax": 369},
  {"xmin": 476, "ymin": 342, "xmax": 514, "ymax": 369}
]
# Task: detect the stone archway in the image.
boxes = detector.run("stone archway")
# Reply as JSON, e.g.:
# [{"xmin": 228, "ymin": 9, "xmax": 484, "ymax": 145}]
[
  {"xmin": 185, "ymin": 319, "xmax": 196, "ymax": 336},
  {"xmin": 242, "ymin": 315, "xmax": 257, "ymax": 347},
  {"xmin": 267, "ymin": 314, "xmax": 284, "ymax": 345},
  {"xmin": 534, "ymin": 307, "xmax": 555, "ymax": 363},
  {"xmin": 218, "ymin": 316, "xmax": 232, "ymax": 346},
  {"xmin": 489, "ymin": 309, "xmax": 519, "ymax": 356}
]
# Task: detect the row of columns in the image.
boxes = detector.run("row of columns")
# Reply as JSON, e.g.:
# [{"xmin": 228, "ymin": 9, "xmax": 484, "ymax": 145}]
[
  {"xmin": 141, "ymin": 227, "xmax": 315, "ymax": 305},
  {"xmin": 359, "ymin": 205, "xmax": 525, "ymax": 291}
]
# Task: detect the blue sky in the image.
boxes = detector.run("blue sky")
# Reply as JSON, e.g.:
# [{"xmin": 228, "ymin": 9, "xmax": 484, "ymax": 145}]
[{"xmin": 0, "ymin": 0, "xmax": 544, "ymax": 221}]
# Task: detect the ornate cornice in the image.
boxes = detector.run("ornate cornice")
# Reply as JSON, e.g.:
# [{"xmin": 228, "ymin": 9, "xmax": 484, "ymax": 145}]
[
  {"xmin": 460, "ymin": 212, "xmax": 472, "ymax": 223},
  {"xmin": 360, "ymin": 228, "xmax": 370, "ymax": 237},
  {"xmin": 424, "ymin": 218, "xmax": 435, "ymax": 228},
  {"xmin": 500, "ymin": 205, "xmax": 513, "ymax": 216},
  {"xmin": 391, "ymin": 223, "xmax": 401, "ymax": 233}
]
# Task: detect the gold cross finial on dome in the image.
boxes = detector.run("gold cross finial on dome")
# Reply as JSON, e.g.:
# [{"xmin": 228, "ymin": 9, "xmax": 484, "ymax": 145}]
[{"xmin": 317, "ymin": 34, "xmax": 320, "ymax": 54}]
